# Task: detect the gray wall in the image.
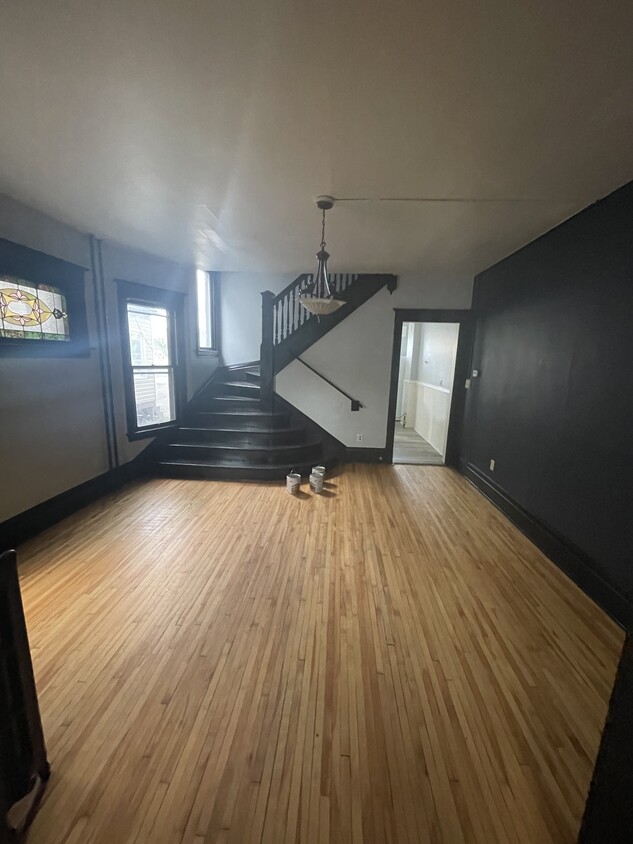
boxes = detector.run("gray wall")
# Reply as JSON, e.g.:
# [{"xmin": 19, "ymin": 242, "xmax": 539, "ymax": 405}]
[
  {"xmin": 220, "ymin": 272, "xmax": 294, "ymax": 365},
  {"xmin": 100, "ymin": 241, "xmax": 216, "ymax": 464},
  {"xmin": 0, "ymin": 194, "xmax": 217, "ymax": 522}
]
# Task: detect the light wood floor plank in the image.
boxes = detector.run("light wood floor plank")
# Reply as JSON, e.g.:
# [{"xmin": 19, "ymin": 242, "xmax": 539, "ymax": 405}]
[{"xmin": 18, "ymin": 464, "xmax": 622, "ymax": 844}]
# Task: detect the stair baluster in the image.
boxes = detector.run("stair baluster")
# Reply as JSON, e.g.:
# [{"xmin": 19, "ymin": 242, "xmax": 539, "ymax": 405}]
[
  {"xmin": 273, "ymin": 300, "xmax": 279, "ymax": 345},
  {"xmin": 268, "ymin": 272, "xmax": 397, "ymax": 374},
  {"xmin": 282, "ymin": 294, "xmax": 288, "ymax": 340}
]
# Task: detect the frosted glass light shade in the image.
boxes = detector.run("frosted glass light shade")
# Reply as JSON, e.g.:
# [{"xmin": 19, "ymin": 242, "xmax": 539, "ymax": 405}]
[{"xmin": 299, "ymin": 296, "xmax": 345, "ymax": 316}]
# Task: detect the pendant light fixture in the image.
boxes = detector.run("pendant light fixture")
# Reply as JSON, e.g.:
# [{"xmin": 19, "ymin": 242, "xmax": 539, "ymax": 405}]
[{"xmin": 299, "ymin": 196, "xmax": 345, "ymax": 317}]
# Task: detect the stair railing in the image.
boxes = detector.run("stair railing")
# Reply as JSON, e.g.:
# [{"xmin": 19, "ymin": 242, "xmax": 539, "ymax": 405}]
[
  {"xmin": 260, "ymin": 273, "xmax": 358, "ymax": 410},
  {"xmin": 296, "ymin": 357, "xmax": 363, "ymax": 411},
  {"xmin": 272, "ymin": 273, "xmax": 358, "ymax": 346}
]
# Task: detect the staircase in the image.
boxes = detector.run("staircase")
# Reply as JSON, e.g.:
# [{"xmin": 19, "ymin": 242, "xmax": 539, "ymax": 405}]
[
  {"xmin": 268, "ymin": 272, "xmax": 397, "ymax": 374},
  {"xmin": 157, "ymin": 365, "xmax": 325, "ymax": 480},
  {"xmin": 156, "ymin": 271, "xmax": 397, "ymax": 481}
]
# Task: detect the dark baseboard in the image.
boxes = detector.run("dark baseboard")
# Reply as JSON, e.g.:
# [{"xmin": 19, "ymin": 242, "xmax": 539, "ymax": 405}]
[
  {"xmin": 460, "ymin": 460, "xmax": 633, "ymax": 633},
  {"xmin": 0, "ymin": 454, "xmax": 150, "ymax": 551},
  {"xmin": 346, "ymin": 447, "xmax": 389, "ymax": 463}
]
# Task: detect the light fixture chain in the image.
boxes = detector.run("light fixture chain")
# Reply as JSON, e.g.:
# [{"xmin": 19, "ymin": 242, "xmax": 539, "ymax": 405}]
[{"xmin": 321, "ymin": 208, "xmax": 327, "ymax": 248}]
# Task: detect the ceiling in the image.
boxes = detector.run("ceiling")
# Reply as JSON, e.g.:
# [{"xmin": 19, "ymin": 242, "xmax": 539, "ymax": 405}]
[{"xmin": 1, "ymin": 0, "xmax": 632, "ymax": 282}]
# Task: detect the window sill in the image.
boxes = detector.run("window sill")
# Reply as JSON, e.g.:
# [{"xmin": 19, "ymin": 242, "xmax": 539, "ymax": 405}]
[
  {"xmin": 196, "ymin": 348, "xmax": 220, "ymax": 357},
  {"xmin": 127, "ymin": 422, "xmax": 178, "ymax": 442}
]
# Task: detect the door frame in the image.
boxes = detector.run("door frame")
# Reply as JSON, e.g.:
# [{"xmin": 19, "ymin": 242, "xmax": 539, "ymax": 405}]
[{"xmin": 385, "ymin": 309, "xmax": 474, "ymax": 467}]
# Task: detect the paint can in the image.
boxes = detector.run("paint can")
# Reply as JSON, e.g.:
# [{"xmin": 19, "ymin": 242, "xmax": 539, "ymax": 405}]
[
  {"xmin": 286, "ymin": 472, "xmax": 301, "ymax": 495},
  {"xmin": 312, "ymin": 465, "xmax": 326, "ymax": 478},
  {"xmin": 310, "ymin": 472, "xmax": 324, "ymax": 494}
]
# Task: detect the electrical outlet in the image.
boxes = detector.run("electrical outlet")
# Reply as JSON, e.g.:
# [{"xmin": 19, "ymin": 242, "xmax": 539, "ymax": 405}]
[
  {"xmin": 356, "ymin": 433, "xmax": 364, "ymax": 443},
  {"xmin": 489, "ymin": 459, "xmax": 495, "ymax": 471}
]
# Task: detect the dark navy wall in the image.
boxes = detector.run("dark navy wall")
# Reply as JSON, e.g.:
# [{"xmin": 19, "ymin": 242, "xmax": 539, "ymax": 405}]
[{"xmin": 462, "ymin": 182, "xmax": 633, "ymax": 623}]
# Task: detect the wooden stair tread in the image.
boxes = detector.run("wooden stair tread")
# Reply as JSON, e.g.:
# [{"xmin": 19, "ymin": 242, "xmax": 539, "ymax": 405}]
[
  {"xmin": 211, "ymin": 394, "xmax": 260, "ymax": 402},
  {"xmin": 168, "ymin": 440, "xmax": 321, "ymax": 452},
  {"xmin": 222, "ymin": 381, "xmax": 260, "ymax": 389},
  {"xmin": 195, "ymin": 410, "xmax": 286, "ymax": 417},
  {"xmin": 159, "ymin": 458, "xmax": 315, "ymax": 472},
  {"xmin": 179, "ymin": 425, "xmax": 305, "ymax": 435}
]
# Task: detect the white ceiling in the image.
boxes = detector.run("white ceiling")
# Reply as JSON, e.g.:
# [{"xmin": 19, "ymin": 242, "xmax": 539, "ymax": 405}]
[{"xmin": 1, "ymin": 0, "xmax": 632, "ymax": 282}]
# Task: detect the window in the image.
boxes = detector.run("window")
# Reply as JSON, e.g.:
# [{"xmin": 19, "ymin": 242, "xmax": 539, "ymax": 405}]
[
  {"xmin": 196, "ymin": 270, "xmax": 219, "ymax": 352},
  {"xmin": 125, "ymin": 302, "xmax": 176, "ymax": 430},
  {"xmin": 0, "ymin": 276, "xmax": 70, "ymax": 341},
  {"xmin": 118, "ymin": 279, "xmax": 186, "ymax": 439},
  {"xmin": 0, "ymin": 236, "xmax": 88, "ymax": 358}
]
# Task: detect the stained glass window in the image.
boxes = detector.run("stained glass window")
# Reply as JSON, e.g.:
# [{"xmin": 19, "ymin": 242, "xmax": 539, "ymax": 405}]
[{"xmin": 0, "ymin": 276, "xmax": 70, "ymax": 341}]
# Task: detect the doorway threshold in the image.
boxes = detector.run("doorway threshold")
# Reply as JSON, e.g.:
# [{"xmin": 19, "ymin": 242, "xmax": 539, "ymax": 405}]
[{"xmin": 393, "ymin": 423, "xmax": 443, "ymax": 465}]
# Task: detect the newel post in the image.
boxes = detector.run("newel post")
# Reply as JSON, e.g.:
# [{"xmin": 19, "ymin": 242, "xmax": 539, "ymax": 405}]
[{"xmin": 260, "ymin": 290, "xmax": 275, "ymax": 411}]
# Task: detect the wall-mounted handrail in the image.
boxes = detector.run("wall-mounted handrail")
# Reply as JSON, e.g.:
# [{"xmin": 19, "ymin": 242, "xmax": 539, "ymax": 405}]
[{"xmin": 296, "ymin": 357, "xmax": 363, "ymax": 411}]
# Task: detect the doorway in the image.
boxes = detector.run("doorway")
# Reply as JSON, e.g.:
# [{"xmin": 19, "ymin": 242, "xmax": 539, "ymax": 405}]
[
  {"xmin": 386, "ymin": 309, "xmax": 474, "ymax": 467},
  {"xmin": 393, "ymin": 321, "xmax": 459, "ymax": 464}
]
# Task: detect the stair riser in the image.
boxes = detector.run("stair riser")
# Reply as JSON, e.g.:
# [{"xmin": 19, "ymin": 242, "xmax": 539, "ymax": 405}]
[
  {"xmin": 157, "ymin": 463, "xmax": 315, "ymax": 481},
  {"xmin": 205, "ymin": 398, "xmax": 261, "ymax": 411},
  {"xmin": 244, "ymin": 372, "xmax": 261, "ymax": 384},
  {"xmin": 220, "ymin": 383, "xmax": 261, "ymax": 398},
  {"xmin": 164, "ymin": 444, "xmax": 322, "ymax": 465},
  {"xmin": 192, "ymin": 412, "xmax": 291, "ymax": 429},
  {"xmin": 178, "ymin": 428, "xmax": 306, "ymax": 446}
]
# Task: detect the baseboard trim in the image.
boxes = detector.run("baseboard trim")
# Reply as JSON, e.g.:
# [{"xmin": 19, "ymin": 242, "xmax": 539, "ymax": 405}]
[
  {"xmin": 460, "ymin": 461, "xmax": 633, "ymax": 632},
  {"xmin": 346, "ymin": 447, "xmax": 388, "ymax": 463},
  {"xmin": 0, "ymin": 455, "xmax": 149, "ymax": 551}
]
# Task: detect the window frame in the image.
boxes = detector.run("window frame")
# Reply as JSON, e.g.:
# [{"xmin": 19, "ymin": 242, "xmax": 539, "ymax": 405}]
[
  {"xmin": 0, "ymin": 237, "xmax": 89, "ymax": 358},
  {"xmin": 195, "ymin": 270, "xmax": 220, "ymax": 356},
  {"xmin": 117, "ymin": 280, "xmax": 186, "ymax": 441}
]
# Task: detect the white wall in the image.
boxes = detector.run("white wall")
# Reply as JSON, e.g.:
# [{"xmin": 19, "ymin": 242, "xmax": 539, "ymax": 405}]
[
  {"xmin": 276, "ymin": 289, "xmax": 395, "ymax": 447},
  {"xmin": 0, "ymin": 194, "xmax": 216, "ymax": 521},
  {"xmin": 416, "ymin": 322, "xmax": 459, "ymax": 392}
]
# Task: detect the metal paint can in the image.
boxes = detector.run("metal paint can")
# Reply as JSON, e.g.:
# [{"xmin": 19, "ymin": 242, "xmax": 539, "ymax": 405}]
[
  {"xmin": 310, "ymin": 472, "xmax": 324, "ymax": 493},
  {"xmin": 286, "ymin": 472, "xmax": 301, "ymax": 495},
  {"xmin": 312, "ymin": 465, "xmax": 326, "ymax": 478}
]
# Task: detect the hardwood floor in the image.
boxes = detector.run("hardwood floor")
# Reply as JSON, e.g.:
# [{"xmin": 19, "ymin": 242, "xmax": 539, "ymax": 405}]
[{"xmin": 17, "ymin": 465, "xmax": 622, "ymax": 844}]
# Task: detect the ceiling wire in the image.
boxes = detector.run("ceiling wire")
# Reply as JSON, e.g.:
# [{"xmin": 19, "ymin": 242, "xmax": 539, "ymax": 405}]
[{"xmin": 332, "ymin": 196, "xmax": 573, "ymax": 203}]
